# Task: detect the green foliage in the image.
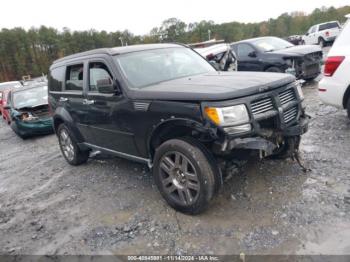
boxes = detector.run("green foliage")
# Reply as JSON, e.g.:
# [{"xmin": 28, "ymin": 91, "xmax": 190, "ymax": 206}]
[{"xmin": 0, "ymin": 5, "xmax": 349, "ymax": 81}]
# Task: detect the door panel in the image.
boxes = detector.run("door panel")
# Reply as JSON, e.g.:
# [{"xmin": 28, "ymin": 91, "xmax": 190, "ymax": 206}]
[
  {"xmin": 86, "ymin": 61, "xmax": 139, "ymax": 156},
  {"xmin": 62, "ymin": 63, "xmax": 94, "ymax": 143}
]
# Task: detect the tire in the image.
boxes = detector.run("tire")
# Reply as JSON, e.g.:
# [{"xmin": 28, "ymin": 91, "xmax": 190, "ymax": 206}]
[
  {"xmin": 57, "ymin": 123, "xmax": 89, "ymax": 165},
  {"xmin": 153, "ymin": 138, "xmax": 218, "ymax": 215},
  {"xmin": 265, "ymin": 67, "xmax": 283, "ymax": 73},
  {"xmin": 318, "ymin": 38, "xmax": 325, "ymax": 48},
  {"xmin": 301, "ymin": 40, "xmax": 305, "ymax": 45},
  {"xmin": 347, "ymin": 99, "xmax": 350, "ymax": 120}
]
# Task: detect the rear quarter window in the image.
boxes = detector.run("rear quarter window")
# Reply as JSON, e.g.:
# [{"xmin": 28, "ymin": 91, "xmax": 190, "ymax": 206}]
[
  {"xmin": 48, "ymin": 66, "xmax": 65, "ymax": 92},
  {"xmin": 319, "ymin": 22, "xmax": 340, "ymax": 31}
]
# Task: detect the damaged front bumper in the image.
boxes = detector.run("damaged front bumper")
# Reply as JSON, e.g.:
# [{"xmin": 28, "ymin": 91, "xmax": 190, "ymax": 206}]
[{"xmin": 217, "ymin": 115, "xmax": 309, "ymax": 156}]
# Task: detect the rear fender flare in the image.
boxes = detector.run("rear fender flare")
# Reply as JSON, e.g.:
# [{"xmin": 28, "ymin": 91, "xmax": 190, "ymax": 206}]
[{"xmin": 53, "ymin": 107, "xmax": 85, "ymax": 143}]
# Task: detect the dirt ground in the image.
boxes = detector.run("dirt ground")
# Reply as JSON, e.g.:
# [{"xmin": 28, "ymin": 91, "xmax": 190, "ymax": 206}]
[{"xmin": 0, "ymin": 78, "xmax": 349, "ymax": 255}]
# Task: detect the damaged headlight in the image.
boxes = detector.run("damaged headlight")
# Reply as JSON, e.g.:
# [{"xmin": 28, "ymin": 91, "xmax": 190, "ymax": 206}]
[
  {"xmin": 204, "ymin": 104, "xmax": 250, "ymax": 128},
  {"xmin": 21, "ymin": 112, "xmax": 39, "ymax": 122}
]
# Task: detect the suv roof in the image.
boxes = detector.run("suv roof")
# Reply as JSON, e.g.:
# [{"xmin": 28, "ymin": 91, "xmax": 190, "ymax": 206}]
[{"xmin": 53, "ymin": 43, "xmax": 184, "ymax": 65}]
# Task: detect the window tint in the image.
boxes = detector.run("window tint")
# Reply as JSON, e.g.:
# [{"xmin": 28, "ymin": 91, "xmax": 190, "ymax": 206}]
[
  {"xmin": 65, "ymin": 64, "xmax": 84, "ymax": 91},
  {"xmin": 237, "ymin": 44, "xmax": 255, "ymax": 59},
  {"xmin": 48, "ymin": 66, "xmax": 65, "ymax": 91},
  {"xmin": 319, "ymin": 22, "xmax": 340, "ymax": 31},
  {"xmin": 89, "ymin": 62, "xmax": 113, "ymax": 92}
]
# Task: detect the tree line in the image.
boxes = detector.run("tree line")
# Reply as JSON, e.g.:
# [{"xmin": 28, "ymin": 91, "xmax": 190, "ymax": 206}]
[{"xmin": 0, "ymin": 5, "xmax": 349, "ymax": 81}]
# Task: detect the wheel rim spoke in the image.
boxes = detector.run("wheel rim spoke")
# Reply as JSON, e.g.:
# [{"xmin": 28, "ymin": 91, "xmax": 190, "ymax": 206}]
[
  {"xmin": 187, "ymin": 181, "xmax": 199, "ymax": 191},
  {"xmin": 165, "ymin": 184, "xmax": 177, "ymax": 194},
  {"xmin": 177, "ymin": 189, "xmax": 187, "ymax": 204}
]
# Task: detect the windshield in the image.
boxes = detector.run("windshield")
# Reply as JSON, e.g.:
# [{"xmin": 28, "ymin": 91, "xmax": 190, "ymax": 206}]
[
  {"xmin": 13, "ymin": 85, "xmax": 48, "ymax": 109},
  {"xmin": 253, "ymin": 37, "xmax": 294, "ymax": 52},
  {"xmin": 114, "ymin": 47, "xmax": 215, "ymax": 89}
]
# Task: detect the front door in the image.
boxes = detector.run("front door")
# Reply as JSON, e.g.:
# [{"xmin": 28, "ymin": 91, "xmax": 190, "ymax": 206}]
[
  {"xmin": 85, "ymin": 60, "xmax": 139, "ymax": 156},
  {"xmin": 236, "ymin": 43, "xmax": 262, "ymax": 72}
]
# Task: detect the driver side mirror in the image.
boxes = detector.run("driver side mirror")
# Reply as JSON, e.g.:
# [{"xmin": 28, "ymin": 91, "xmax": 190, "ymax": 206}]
[
  {"xmin": 248, "ymin": 51, "xmax": 257, "ymax": 58},
  {"xmin": 96, "ymin": 78, "xmax": 122, "ymax": 95}
]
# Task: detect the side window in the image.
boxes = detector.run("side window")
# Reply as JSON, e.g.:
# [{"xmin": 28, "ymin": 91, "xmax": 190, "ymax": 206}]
[
  {"xmin": 237, "ymin": 44, "xmax": 255, "ymax": 59},
  {"xmin": 48, "ymin": 66, "xmax": 65, "ymax": 92},
  {"xmin": 310, "ymin": 26, "xmax": 316, "ymax": 34},
  {"xmin": 88, "ymin": 62, "xmax": 113, "ymax": 92},
  {"xmin": 65, "ymin": 64, "xmax": 84, "ymax": 91}
]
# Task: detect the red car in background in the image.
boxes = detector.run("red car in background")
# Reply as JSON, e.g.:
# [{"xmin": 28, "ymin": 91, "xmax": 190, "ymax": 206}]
[{"xmin": 0, "ymin": 81, "xmax": 22, "ymax": 124}]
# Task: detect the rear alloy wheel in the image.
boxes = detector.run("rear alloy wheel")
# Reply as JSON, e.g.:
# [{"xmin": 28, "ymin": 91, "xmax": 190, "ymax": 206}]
[
  {"xmin": 153, "ymin": 138, "xmax": 217, "ymax": 215},
  {"xmin": 57, "ymin": 124, "xmax": 89, "ymax": 165}
]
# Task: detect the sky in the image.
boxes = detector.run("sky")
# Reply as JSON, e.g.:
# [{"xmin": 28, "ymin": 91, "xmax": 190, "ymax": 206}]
[{"xmin": 1, "ymin": 0, "xmax": 349, "ymax": 35}]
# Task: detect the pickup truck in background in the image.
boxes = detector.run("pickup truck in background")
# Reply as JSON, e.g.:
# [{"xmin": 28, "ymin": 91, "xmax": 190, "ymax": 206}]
[{"xmin": 302, "ymin": 21, "xmax": 341, "ymax": 47}]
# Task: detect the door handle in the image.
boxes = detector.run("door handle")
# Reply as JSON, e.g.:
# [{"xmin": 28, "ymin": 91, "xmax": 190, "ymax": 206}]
[
  {"xmin": 83, "ymin": 99, "xmax": 95, "ymax": 105},
  {"xmin": 59, "ymin": 97, "xmax": 69, "ymax": 102}
]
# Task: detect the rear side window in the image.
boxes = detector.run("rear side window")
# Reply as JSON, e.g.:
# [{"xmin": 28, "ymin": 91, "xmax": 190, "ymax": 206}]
[
  {"xmin": 66, "ymin": 64, "xmax": 84, "ymax": 91},
  {"xmin": 48, "ymin": 66, "xmax": 65, "ymax": 92},
  {"xmin": 319, "ymin": 22, "xmax": 340, "ymax": 31}
]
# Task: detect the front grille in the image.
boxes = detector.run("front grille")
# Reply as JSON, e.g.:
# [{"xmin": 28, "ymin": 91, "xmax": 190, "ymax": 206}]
[
  {"xmin": 251, "ymin": 97, "xmax": 274, "ymax": 115},
  {"xmin": 279, "ymin": 88, "xmax": 296, "ymax": 105},
  {"xmin": 284, "ymin": 106, "xmax": 298, "ymax": 123}
]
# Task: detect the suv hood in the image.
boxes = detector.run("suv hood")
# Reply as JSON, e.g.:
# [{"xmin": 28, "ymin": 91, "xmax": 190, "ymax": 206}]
[
  {"xmin": 270, "ymin": 45, "xmax": 322, "ymax": 57},
  {"xmin": 128, "ymin": 72, "xmax": 295, "ymax": 101}
]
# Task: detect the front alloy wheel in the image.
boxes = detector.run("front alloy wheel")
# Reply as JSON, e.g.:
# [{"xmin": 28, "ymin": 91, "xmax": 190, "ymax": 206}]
[
  {"xmin": 159, "ymin": 151, "xmax": 200, "ymax": 206},
  {"xmin": 153, "ymin": 138, "xmax": 218, "ymax": 215}
]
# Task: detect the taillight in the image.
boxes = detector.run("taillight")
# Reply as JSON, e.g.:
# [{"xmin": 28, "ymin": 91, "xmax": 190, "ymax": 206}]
[
  {"xmin": 325, "ymin": 31, "xmax": 330, "ymax": 37},
  {"xmin": 324, "ymin": 56, "xmax": 345, "ymax": 77}
]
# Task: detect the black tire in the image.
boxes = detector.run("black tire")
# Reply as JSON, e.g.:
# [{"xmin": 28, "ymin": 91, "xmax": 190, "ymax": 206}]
[
  {"xmin": 153, "ymin": 138, "xmax": 218, "ymax": 215},
  {"xmin": 347, "ymin": 99, "xmax": 350, "ymax": 120},
  {"xmin": 265, "ymin": 67, "xmax": 283, "ymax": 73},
  {"xmin": 318, "ymin": 37, "xmax": 325, "ymax": 48},
  {"xmin": 57, "ymin": 123, "xmax": 89, "ymax": 165}
]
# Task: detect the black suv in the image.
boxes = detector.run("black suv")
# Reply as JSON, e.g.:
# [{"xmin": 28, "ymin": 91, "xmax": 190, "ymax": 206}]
[{"xmin": 48, "ymin": 43, "xmax": 308, "ymax": 214}]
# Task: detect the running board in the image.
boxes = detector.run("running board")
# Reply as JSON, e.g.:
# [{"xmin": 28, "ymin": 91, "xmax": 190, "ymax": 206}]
[{"xmin": 83, "ymin": 143, "xmax": 152, "ymax": 168}]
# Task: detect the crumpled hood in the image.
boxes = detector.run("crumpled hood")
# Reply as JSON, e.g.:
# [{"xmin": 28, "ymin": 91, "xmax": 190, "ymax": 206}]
[
  {"xmin": 128, "ymin": 71, "xmax": 296, "ymax": 101},
  {"xmin": 270, "ymin": 45, "xmax": 322, "ymax": 57}
]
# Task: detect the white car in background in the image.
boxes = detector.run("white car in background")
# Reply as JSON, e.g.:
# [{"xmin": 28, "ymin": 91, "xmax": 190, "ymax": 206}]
[
  {"xmin": 319, "ymin": 15, "xmax": 350, "ymax": 118},
  {"xmin": 193, "ymin": 42, "xmax": 237, "ymax": 71},
  {"xmin": 302, "ymin": 21, "xmax": 341, "ymax": 47}
]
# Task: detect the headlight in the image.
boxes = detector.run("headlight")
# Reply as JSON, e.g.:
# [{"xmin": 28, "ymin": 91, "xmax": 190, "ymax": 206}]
[
  {"xmin": 296, "ymin": 82, "xmax": 304, "ymax": 100},
  {"xmin": 204, "ymin": 104, "xmax": 249, "ymax": 126}
]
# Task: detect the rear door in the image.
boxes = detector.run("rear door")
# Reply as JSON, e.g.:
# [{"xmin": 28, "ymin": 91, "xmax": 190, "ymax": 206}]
[
  {"xmin": 59, "ymin": 62, "xmax": 94, "ymax": 142},
  {"xmin": 85, "ymin": 59, "xmax": 139, "ymax": 155}
]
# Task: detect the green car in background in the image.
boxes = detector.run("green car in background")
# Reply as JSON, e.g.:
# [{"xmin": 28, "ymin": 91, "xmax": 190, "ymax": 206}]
[{"xmin": 5, "ymin": 84, "xmax": 53, "ymax": 139}]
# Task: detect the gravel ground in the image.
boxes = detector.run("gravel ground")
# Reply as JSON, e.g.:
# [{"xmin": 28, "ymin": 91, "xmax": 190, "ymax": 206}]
[{"xmin": 0, "ymin": 78, "xmax": 349, "ymax": 255}]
